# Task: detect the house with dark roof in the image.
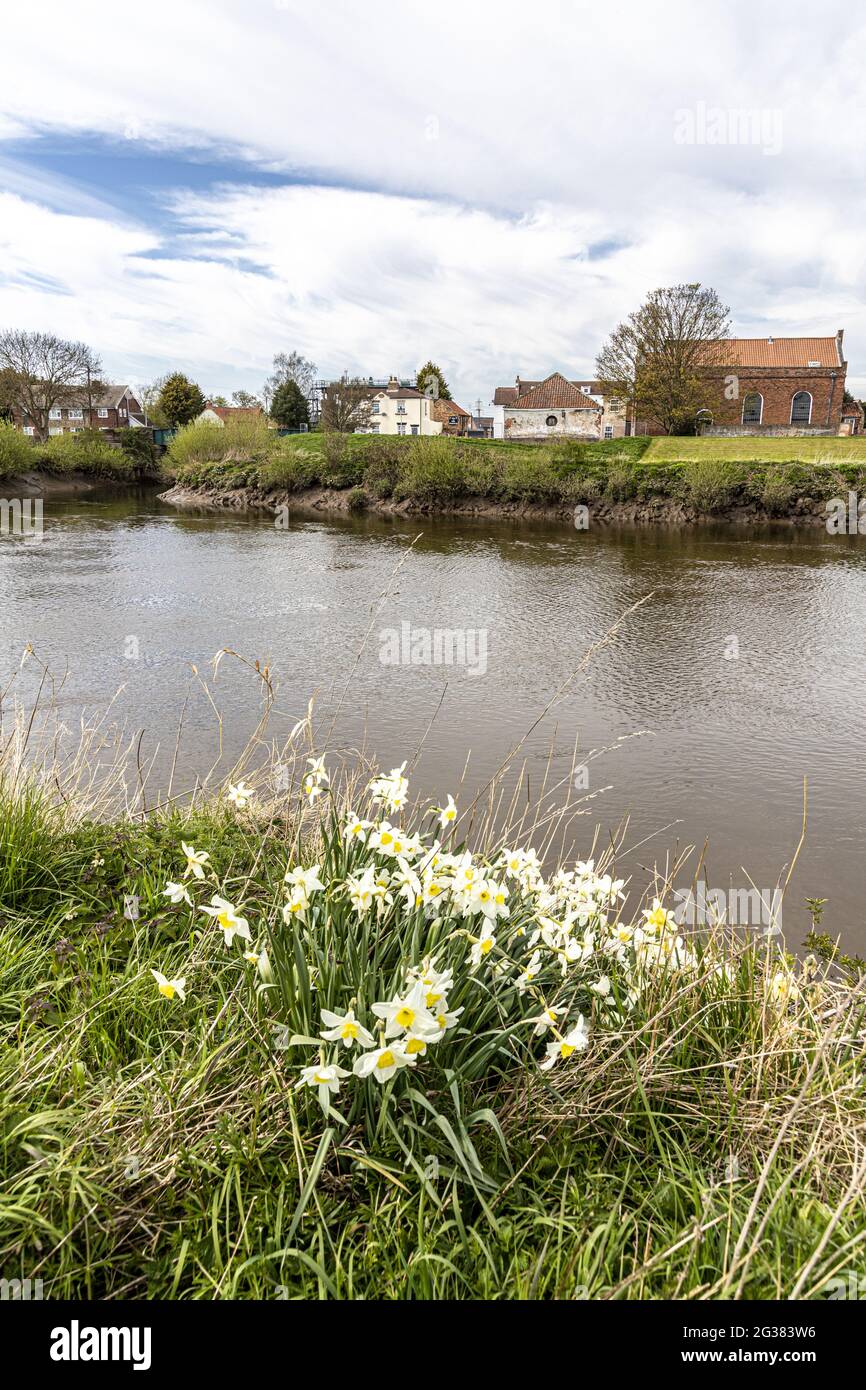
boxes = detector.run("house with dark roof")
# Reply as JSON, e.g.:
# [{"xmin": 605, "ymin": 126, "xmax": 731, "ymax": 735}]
[
  {"xmin": 490, "ymin": 373, "xmax": 627, "ymax": 440},
  {"xmin": 13, "ymin": 384, "xmax": 146, "ymax": 436}
]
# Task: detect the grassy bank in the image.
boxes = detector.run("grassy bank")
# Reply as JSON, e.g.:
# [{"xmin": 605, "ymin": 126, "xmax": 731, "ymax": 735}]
[
  {"xmin": 164, "ymin": 419, "xmax": 866, "ymax": 516},
  {"xmin": 0, "ymin": 422, "xmax": 159, "ymax": 483},
  {"xmin": 1, "ymin": 745, "xmax": 864, "ymax": 1300}
]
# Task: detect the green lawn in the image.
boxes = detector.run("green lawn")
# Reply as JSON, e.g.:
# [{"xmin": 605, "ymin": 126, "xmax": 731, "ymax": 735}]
[{"xmin": 646, "ymin": 436, "xmax": 866, "ymax": 464}]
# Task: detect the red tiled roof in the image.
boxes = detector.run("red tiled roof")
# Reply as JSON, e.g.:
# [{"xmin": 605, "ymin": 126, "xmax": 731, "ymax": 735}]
[
  {"xmin": 495, "ymin": 377, "xmax": 604, "ymax": 404},
  {"xmin": 506, "ymin": 373, "xmax": 600, "ymax": 411},
  {"xmin": 204, "ymin": 404, "xmax": 263, "ymax": 419},
  {"xmin": 713, "ymin": 337, "xmax": 842, "ymax": 368}
]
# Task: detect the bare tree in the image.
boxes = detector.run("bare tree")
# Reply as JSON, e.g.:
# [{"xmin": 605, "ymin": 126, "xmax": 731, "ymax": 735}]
[
  {"xmin": 320, "ymin": 375, "xmax": 372, "ymax": 434},
  {"xmin": 0, "ymin": 330, "xmax": 103, "ymax": 439},
  {"xmin": 596, "ymin": 284, "xmax": 732, "ymax": 435},
  {"xmin": 263, "ymin": 350, "xmax": 317, "ymax": 413}
]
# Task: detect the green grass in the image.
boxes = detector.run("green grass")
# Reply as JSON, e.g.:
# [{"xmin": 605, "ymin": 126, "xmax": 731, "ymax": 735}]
[
  {"xmin": 646, "ymin": 436, "xmax": 866, "ymax": 464},
  {"xmin": 1, "ymin": 757, "xmax": 865, "ymax": 1301}
]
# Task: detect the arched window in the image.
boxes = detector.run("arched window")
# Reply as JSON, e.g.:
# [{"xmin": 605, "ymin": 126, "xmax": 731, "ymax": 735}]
[
  {"xmin": 791, "ymin": 391, "xmax": 812, "ymax": 425},
  {"xmin": 545, "ymin": 414, "xmax": 558, "ymax": 427},
  {"xmin": 741, "ymin": 392, "xmax": 763, "ymax": 425}
]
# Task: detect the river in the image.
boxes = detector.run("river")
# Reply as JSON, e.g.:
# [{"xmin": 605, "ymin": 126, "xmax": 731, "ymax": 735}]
[{"xmin": 3, "ymin": 487, "xmax": 865, "ymax": 947}]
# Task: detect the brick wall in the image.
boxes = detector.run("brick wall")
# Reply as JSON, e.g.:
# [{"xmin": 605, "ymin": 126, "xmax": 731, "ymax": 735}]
[{"xmin": 700, "ymin": 367, "xmax": 845, "ymax": 429}]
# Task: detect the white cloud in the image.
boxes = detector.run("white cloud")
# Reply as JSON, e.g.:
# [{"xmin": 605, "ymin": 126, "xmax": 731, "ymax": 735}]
[{"xmin": 0, "ymin": 0, "xmax": 864, "ymax": 399}]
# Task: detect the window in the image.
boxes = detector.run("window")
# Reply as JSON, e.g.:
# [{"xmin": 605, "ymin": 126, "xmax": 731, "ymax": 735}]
[
  {"xmin": 370, "ymin": 422, "xmax": 380, "ymax": 433},
  {"xmin": 396, "ymin": 404, "xmax": 407, "ymax": 415},
  {"xmin": 49, "ymin": 408, "xmax": 62, "ymax": 420},
  {"xmin": 448, "ymin": 415, "xmax": 458, "ymax": 425},
  {"xmin": 603, "ymin": 425, "xmax": 613, "ymax": 439},
  {"xmin": 97, "ymin": 408, "xmax": 108, "ymax": 419},
  {"xmin": 23, "ymin": 426, "xmax": 35, "ymax": 436},
  {"xmin": 49, "ymin": 427, "xmax": 62, "ymax": 436},
  {"xmin": 608, "ymin": 398, "xmax": 622, "ymax": 411},
  {"xmin": 545, "ymin": 414, "xmax": 558, "ymax": 427},
  {"xmin": 411, "ymin": 424, "xmax": 419, "ymax": 435},
  {"xmin": 68, "ymin": 407, "xmax": 83, "ymax": 420},
  {"xmin": 371, "ymin": 401, "xmax": 380, "ymax": 414},
  {"xmin": 580, "ymin": 385, "xmax": 591, "ymax": 394},
  {"xmin": 741, "ymin": 392, "xmax": 763, "ymax": 425},
  {"xmin": 397, "ymin": 422, "xmax": 407, "ymax": 435},
  {"xmin": 119, "ymin": 406, "xmax": 127, "ymax": 418},
  {"xmin": 790, "ymin": 391, "xmax": 812, "ymax": 425}
]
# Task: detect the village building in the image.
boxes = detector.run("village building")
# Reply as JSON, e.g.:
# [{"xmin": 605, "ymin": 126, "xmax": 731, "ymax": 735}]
[
  {"xmin": 490, "ymin": 373, "xmax": 627, "ymax": 440},
  {"xmin": 430, "ymin": 397, "xmax": 472, "ymax": 436},
  {"xmin": 346, "ymin": 376, "xmax": 443, "ymax": 436},
  {"xmin": 12, "ymin": 384, "xmax": 146, "ymax": 436},
  {"xmin": 696, "ymin": 333, "xmax": 850, "ymax": 436}
]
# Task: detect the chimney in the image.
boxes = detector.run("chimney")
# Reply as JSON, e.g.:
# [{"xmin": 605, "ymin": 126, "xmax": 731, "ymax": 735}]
[
  {"xmin": 387, "ymin": 375, "xmax": 399, "ymax": 391},
  {"xmin": 767, "ymin": 337, "xmax": 774, "ymax": 345}
]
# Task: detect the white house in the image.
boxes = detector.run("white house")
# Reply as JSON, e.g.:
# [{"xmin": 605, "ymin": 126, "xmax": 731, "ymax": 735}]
[{"xmin": 363, "ymin": 377, "xmax": 443, "ymax": 436}]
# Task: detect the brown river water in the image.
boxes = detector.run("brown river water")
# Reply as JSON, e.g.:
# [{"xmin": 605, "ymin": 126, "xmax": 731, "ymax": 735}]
[{"xmin": 2, "ymin": 487, "xmax": 865, "ymax": 948}]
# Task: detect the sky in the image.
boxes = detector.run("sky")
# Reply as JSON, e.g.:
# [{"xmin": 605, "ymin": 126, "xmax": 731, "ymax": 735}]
[{"xmin": 0, "ymin": 0, "xmax": 864, "ymax": 408}]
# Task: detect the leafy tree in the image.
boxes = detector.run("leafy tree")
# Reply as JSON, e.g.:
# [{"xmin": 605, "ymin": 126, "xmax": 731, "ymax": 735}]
[
  {"xmin": 210, "ymin": 394, "xmax": 229, "ymax": 407},
  {"xmin": 232, "ymin": 389, "xmax": 262, "ymax": 409},
  {"xmin": 157, "ymin": 373, "xmax": 206, "ymax": 428},
  {"xmin": 320, "ymin": 375, "xmax": 371, "ymax": 434},
  {"xmin": 416, "ymin": 360, "xmax": 451, "ymax": 402},
  {"xmin": 270, "ymin": 379, "xmax": 310, "ymax": 430},
  {"xmin": 596, "ymin": 284, "xmax": 732, "ymax": 435},
  {"xmin": 0, "ymin": 330, "xmax": 103, "ymax": 439}
]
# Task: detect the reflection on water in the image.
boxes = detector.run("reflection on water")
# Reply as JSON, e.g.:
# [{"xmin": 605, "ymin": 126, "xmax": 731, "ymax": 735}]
[{"xmin": 3, "ymin": 487, "xmax": 866, "ymax": 946}]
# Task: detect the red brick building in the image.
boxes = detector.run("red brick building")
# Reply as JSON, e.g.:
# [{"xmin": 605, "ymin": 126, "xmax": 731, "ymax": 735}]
[
  {"xmin": 12, "ymin": 384, "xmax": 146, "ymax": 437},
  {"xmin": 430, "ymin": 397, "xmax": 472, "ymax": 435},
  {"xmin": 696, "ymin": 333, "xmax": 849, "ymax": 435}
]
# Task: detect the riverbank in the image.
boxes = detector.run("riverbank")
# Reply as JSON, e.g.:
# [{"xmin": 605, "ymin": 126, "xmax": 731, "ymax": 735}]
[
  {"xmin": 159, "ymin": 420, "xmax": 866, "ymax": 526},
  {"xmin": 1, "ymin": 751, "xmax": 864, "ymax": 1300}
]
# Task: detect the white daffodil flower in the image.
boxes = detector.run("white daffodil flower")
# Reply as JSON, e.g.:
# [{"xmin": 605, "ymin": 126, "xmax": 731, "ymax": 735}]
[
  {"xmin": 372, "ymin": 981, "xmax": 439, "ymax": 1039},
  {"xmin": 227, "ymin": 781, "xmax": 253, "ymax": 810},
  {"xmin": 469, "ymin": 930, "xmax": 497, "ymax": 968},
  {"xmin": 200, "ymin": 895, "xmax": 252, "ymax": 946},
  {"xmin": 295, "ymin": 1063, "xmax": 350, "ymax": 1112},
  {"xmin": 151, "ymin": 969, "xmax": 186, "ymax": 1001},
  {"xmin": 343, "ymin": 813, "xmax": 371, "ymax": 844},
  {"xmin": 181, "ymin": 841, "xmax": 210, "ymax": 881},
  {"xmin": 540, "ymin": 1016, "xmax": 590, "ymax": 1069},
  {"xmin": 531, "ymin": 1004, "xmax": 561, "ymax": 1036},
  {"xmin": 353, "ymin": 1043, "xmax": 416, "ymax": 1083},
  {"xmin": 436, "ymin": 794, "xmax": 458, "ymax": 831},
  {"xmin": 320, "ymin": 1007, "xmax": 376, "ymax": 1049},
  {"xmin": 284, "ymin": 864, "xmax": 325, "ymax": 896},
  {"xmin": 163, "ymin": 880, "xmax": 192, "ymax": 906}
]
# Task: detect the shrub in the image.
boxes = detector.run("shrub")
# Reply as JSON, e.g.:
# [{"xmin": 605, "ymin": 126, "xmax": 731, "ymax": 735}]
[
  {"xmin": 683, "ymin": 458, "xmax": 739, "ymax": 513},
  {"xmin": 396, "ymin": 436, "xmax": 469, "ymax": 502},
  {"xmin": 759, "ymin": 468, "xmax": 796, "ymax": 516},
  {"xmin": 168, "ymin": 417, "xmax": 275, "ymax": 472},
  {"xmin": 346, "ymin": 486, "xmax": 368, "ymax": 513},
  {"xmin": 604, "ymin": 464, "xmax": 638, "ymax": 502},
  {"xmin": 36, "ymin": 429, "xmax": 129, "ymax": 477},
  {"xmin": 0, "ymin": 421, "xmax": 34, "ymax": 477}
]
